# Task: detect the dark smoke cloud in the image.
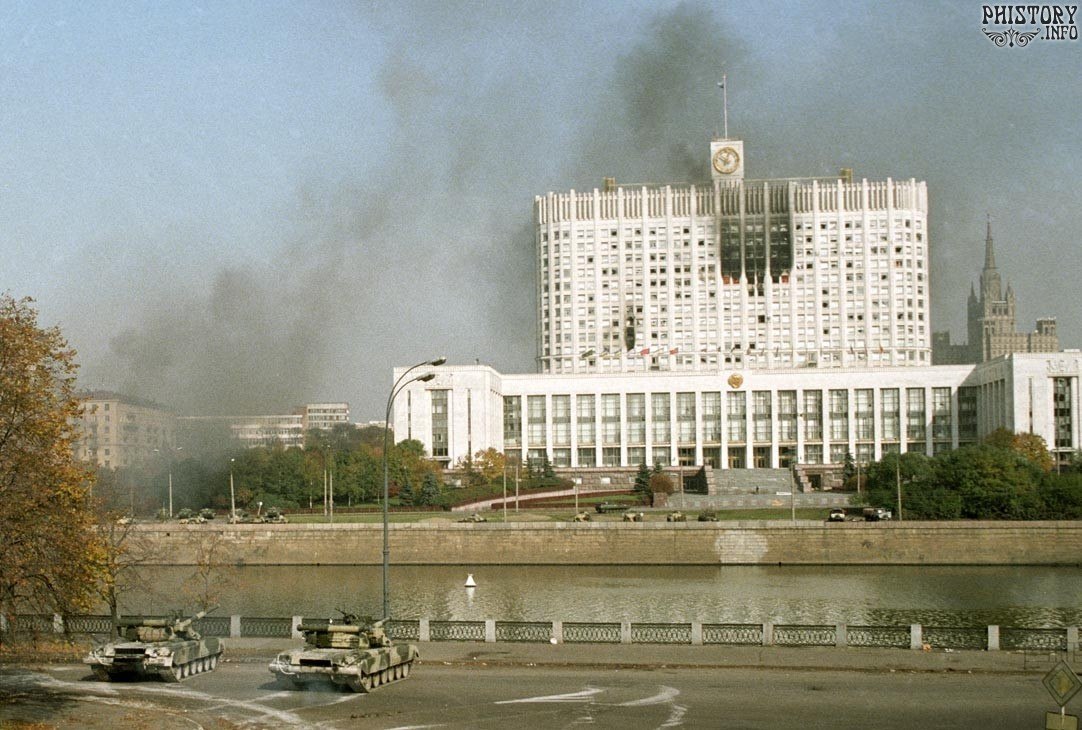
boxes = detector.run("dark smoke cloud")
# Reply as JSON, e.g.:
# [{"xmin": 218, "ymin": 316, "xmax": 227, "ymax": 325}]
[{"xmin": 79, "ymin": 1, "xmax": 1079, "ymax": 419}]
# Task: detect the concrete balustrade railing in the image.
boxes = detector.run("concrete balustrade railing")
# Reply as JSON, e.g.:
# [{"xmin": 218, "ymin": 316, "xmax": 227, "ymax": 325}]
[{"xmin": 3, "ymin": 614, "xmax": 1078, "ymax": 653}]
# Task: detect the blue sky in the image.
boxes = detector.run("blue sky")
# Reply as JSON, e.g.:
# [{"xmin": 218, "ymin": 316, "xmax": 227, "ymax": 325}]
[{"xmin": 3, "ymin": 1, "xmax": 1079, "ymax": 419}]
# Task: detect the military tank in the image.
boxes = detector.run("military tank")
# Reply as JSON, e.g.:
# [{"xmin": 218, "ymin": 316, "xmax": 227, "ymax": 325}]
[
  {"xmin": 269, "ymin": 612, "xmax": 419, "ymax": 692},
  {"xmin": 84, "ymin": 608, "xmax": 223, "ymax": 682}
]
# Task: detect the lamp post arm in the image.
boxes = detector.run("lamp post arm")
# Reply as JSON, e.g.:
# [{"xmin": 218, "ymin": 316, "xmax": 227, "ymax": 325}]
[{"xmin": 382, "ymin": 361, "xmax": 442, "ymax": 622}]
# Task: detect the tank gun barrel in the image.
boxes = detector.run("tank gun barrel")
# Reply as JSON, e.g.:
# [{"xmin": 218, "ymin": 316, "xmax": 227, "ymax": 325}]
[{"xmin": 175, "ymin": 604, "xmax": 218, "ymax": 630}]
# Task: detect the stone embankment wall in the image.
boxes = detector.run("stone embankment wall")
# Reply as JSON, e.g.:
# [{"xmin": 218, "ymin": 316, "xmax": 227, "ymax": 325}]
[{"xmin": 133, "ymin": 521, "xmax": 1082, "ymax": 566}]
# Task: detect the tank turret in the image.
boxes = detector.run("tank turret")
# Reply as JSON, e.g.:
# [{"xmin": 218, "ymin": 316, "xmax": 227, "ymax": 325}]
[{"xmin": 269, "ymin": 610, "xmax": 418, "ymax": 692}]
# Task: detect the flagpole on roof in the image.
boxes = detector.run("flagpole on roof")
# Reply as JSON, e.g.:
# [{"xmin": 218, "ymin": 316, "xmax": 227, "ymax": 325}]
[{"xmin": 717, "ymin": 75, "xmax": 728, "ymax": 139}]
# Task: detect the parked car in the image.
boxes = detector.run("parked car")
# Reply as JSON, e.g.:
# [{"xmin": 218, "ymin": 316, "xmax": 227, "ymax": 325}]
[
  {"xmin": 622, "ymin": 510, "xmax": 644, "ymax": 522},
  {"xmin": 863, "ymin": 507, "xmax": 893, "ymax": 522},
  {"xmin": 827, "ymin": 508, "xmax": 846, "ymax": 522}
]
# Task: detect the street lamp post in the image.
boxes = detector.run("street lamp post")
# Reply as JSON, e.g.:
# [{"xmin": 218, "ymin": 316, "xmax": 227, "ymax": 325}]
[
  {"xmin": 790, "ymin": 462, "xmax": 797, "ymax": 523},
  {"xmin": 895, "ymin": 454, "xmax": 904, "ymax": 521},
  {"xmin": 154, "ymin": 446, "xmax": 182, "ymax": 518},
  {"xmin": 382, "ymin": 356, "xmax": 445, "ymax": 620},
  {"xmin": 229, "ymin": 458, "xmax": 236, "ymax": 521}
]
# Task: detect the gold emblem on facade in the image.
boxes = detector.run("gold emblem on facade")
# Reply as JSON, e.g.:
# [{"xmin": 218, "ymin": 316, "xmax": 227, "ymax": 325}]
[{"xmin": 727, "ymin": 373, "xmax": 743, "ymax": 389}]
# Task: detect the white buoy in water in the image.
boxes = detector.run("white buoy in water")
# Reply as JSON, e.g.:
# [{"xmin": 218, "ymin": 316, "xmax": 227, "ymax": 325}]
[{"xmin": 464, "ymin": 573, "xmax": 477, "ymax": 588}]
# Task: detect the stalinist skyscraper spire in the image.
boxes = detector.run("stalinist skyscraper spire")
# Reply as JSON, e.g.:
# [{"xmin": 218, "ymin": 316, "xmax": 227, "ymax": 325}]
[{"xmin": 979, "ymin": 215, "xmax": 1002, "ymax": 305}]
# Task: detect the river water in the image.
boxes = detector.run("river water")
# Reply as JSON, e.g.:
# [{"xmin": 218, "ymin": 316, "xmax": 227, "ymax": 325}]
[{"xmin": 125, "ymin": 565, "xmax": 1082, "ymax": 628}]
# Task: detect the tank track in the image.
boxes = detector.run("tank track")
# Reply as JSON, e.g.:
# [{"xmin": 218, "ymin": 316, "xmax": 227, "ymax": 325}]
[
  {"xmin": 158, "ymin": 652, "xmax": 222, "ymax": 682},
  {"xmin": 346, "ymin": 659, "xmax": 415, "ymax": 693}
]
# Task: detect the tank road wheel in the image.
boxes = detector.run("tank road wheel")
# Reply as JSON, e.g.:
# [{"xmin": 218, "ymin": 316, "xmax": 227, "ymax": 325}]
[
  {"xmin": 200, "ymin": 657, "xmax": 208, "ymax": 673},
  {"xmin": 167, "ymin": 665, "xmax": 183, "ymax": 682},
  {"xmin": 210, "ymin": 654, "xmax": 219, "ymax": 670},
  {"xmin": 401, "ymin": 661, "xmax": 411, "ymax": 678}
]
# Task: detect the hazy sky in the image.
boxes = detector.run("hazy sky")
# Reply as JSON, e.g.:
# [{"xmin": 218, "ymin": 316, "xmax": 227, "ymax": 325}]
[{"xmin": 3, "ymin": 1, "xmax": 1079, "ymax": 420}]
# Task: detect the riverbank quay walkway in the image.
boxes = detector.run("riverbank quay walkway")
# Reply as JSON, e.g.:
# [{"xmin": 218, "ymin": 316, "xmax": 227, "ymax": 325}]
[{"xmin": 200, "ymin": 638, "xmax": 1082, "ymax": 676}]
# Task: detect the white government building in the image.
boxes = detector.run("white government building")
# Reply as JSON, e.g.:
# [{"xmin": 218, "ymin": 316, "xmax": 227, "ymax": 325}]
[{"xmin": 394, "ymin": 137, "xmax": 1079, "ymax": 472}]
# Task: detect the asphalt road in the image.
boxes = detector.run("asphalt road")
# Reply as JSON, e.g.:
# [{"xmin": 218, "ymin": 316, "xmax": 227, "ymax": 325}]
[{"xmin": 0, "ymin": 658, "xmax": 1062, "ymax": 729}]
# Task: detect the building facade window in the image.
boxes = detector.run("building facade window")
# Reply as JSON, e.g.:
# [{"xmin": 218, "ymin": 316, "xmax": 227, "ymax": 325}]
[
  {"xmin": 527, "ymin": 395, "xmax": 546, "ymax": 450},
  {"xmin": 881, "ymin": 388, "xmax": 900, "ymax": 442},
  {"xmin": 854, "ymin": 389, "xmax": 874, "ymax": 441},
  {"xmin": 601, "ymin": 394, "xmax": 621, "ymax": 446},
  {"xmin": 727, "ymin": 391, "xmax": 746, "ymax": 442},
  {"xmin": 431, "ymin": 390, "xmax": 449, "ymax": 459},
  {"xmin": 577, "ymin": 394, "xmax": 596, "ymax": 446},
  {"xmin": 957, "ymin": 387, "xmax": 978, "ymax": 444},
  {"xmin": 552, "ymin": 394, "xmax": 571, "ymax": 447},
  {"xmin": 702, "ymin": 392, "xmax": 721, "ymax": 444},
  {"xmin": 829, "ymin": 390, "xmax": 848, "ymax": 442},
  {"xmin": 777, "ymin": 390, "xmax": 797, "ymax": 442},
  {"xmin": 627, "ymin": 393, "xmax": 646, "ymax": 446},
  {"xmin": 1054, "ymin": 377, "xmax": 1074, "ymax": 451},
  {"xmin": 906, "ymin": 388, "xmax": 926, "ymax": 443},
  {"xmin": 803, "ymin": 390, "xmax": 823, "ymax": 441},
  {"xmin": 753, "ymin": 391, "xmax": 772, "ymax": 443},
  {"xmin": 677, "ymin": 392, "xmax": 696, "ymax": 445},
  {"xmin": 503, "ymin": 396, "xmax": 521, "ymax": 447},
  {"xmin": 652, "ymin": 393, "xmax": 671, "ymax": 446},
  {"xmin": 931, "ymin": 387, "xmax": 952, "ymax": 442}
]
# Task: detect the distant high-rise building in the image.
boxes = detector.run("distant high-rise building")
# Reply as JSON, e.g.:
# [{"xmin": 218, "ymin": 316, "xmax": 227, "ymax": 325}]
[
  {"xmin": 176, "ymin": 402, "xmax": 351, "ymax": 450},
  {"xmin": 535, "ymin": 137, "xmax": 930, "ymax": 374},
  {"xmin": 300, "ymin": 402, "xmax": 350, "ymax": 432},
  {"xmin": 933, "ymin": 220, "xmax": 1059, "ymax": 364},
  {"xmin": 75, "ymin": 391, "xmax": 176, "ymax": 469}
]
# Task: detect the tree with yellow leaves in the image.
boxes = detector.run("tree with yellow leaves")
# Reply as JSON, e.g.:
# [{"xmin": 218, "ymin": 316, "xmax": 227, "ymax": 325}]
[{"xmin": 0, "ymin": 295, "xmax": 105, "ymax": 624}]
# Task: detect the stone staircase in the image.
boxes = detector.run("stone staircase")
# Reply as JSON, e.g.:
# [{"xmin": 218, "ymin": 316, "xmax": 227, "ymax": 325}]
[{"xmin": 712, "ymin": 468, "xmax": 795, "ymax": 495}]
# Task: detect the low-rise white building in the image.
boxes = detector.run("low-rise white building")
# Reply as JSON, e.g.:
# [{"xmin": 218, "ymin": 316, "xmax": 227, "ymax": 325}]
[{"xmin": 393, "ymin": 352, "xmax": 1080, "ymax": 471}]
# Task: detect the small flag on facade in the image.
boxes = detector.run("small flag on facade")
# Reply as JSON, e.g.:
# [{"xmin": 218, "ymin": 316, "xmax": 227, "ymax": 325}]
[
  {"xmin": 580, "ymin": 349, "xmax": 595, "ymax": 360},
  {"xmin": 669, "ymin": 347, "xmax": 679, "ymax": 355},
  {"xmin": 640, "ymin": 346, "xmax": 651, "ymax": 356}
]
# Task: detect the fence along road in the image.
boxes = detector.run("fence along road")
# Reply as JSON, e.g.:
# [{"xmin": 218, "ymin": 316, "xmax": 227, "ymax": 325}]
[{"xmin": 6, "ymin": 614, "xmax": 1079, "ymax": 653}]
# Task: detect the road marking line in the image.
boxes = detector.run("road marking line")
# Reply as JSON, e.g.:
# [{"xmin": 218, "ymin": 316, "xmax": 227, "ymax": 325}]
[
  {"xmin": 618, "ymin": 686, "xmax": 680, "ymax": 707},
  {"xmin": 496, "ymin": 687, "xmax": 604, "ymax": 704}
]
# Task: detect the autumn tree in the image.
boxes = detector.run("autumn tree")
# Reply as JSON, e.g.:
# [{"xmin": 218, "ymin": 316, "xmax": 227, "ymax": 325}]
[
  {"xmin": 90, "ymin": 488, "xmax": 166, "ymax": 624},
  {"xmin": 648, "ymin": 472, "xmax": 675, "ymax": 506},
  {"xmin": 474, "ymin": 448, "xmax": 507, "ymax": 483},
  {"xmin": 983, "ymin": 428, "xmax": 1054, "ymax": 472},
  {"xmin": 0, "ymin": 295, "xmax": 105, "ymax": 621}
]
